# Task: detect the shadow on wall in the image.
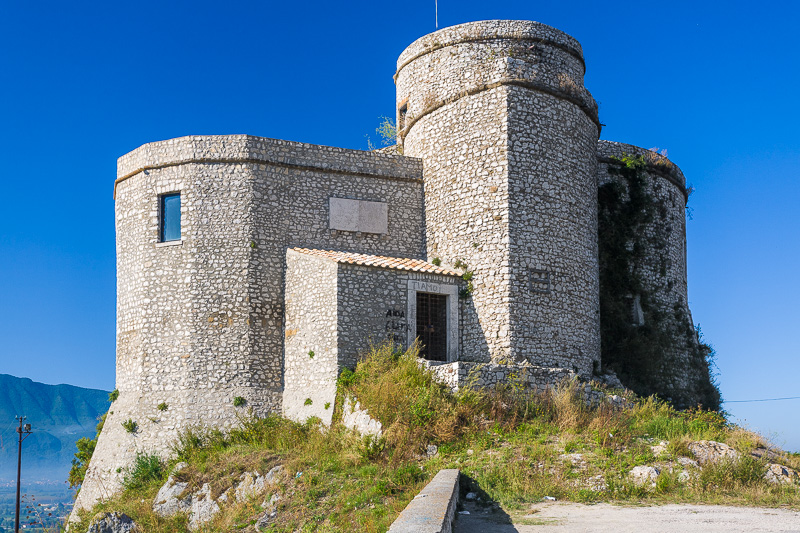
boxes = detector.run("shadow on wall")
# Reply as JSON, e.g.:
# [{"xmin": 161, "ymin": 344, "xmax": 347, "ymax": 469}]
[{"xmin": 458, "ymin": 295, "xmax": 493, "ymax": 364}]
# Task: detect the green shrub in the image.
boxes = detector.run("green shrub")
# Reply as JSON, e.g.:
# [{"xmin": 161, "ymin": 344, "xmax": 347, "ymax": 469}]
[
  {"xmin": 633, "ymin": 398, "xmax": 726, "ymax": 441},
  {"xmin": 337, "ymin": 367, "xmax": 357, "ymax": 388},
  {"xmin": 304, "ymin": 398, "xmax": 313, "ymax": 406},
  {"xmin": 157, "ymin": 402, "xmax": 168, "ymax": 412},
  {"xmin": 122, "ymin": 453, "xmax": 165, "ymax": 490},
  {"xmin": 108, "ymin": 389, "xmax": 119, "ymax": 402},
  {"xmin": 233, "ymin": 396, "xmax": 247, "ymax": 407},
  {"xmin": 172, "ymin": 428, "xmax": 208, "ymax": 463},
  {"xmin": 359, "ymin": 435, "xmax": 386, "ymax": 460},
  {"xmin": 121, "ymin": 419, "xmax": 138, "ymax": 434},
  {"xmin": 68, "ymin": 412, "xmax": 107, "ymax": 488},
  {"xmin": 376, "ymin": 116, "xmax": 397, "ymax": 146}
]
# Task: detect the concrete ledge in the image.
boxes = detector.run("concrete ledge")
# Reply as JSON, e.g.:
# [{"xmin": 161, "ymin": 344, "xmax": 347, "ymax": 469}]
[{"xmin": 389, "ymin": 469, "xmax": 460, "ymax": 533}]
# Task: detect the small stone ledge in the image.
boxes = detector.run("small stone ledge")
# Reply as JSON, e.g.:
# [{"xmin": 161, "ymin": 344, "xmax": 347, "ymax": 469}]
[
  {"xmin": 422, "ymin": 360, "xmax": 633, "ymax": 408},
  {"xmin": 422, "ymin": 360, "xmax": 576, "ymax": 392},
  {"xmin": 154, "ymin": 240, "xmax": 183, "ymax": 248},
  {"xmin": 388, "ymin": 469, "xmax": 460, "ymax": 533}
]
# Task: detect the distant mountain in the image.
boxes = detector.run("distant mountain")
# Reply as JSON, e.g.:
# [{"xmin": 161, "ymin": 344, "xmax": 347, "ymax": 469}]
[{"xmin": 0, "ymin": 375, "xmax": 109, "ymax": 482}]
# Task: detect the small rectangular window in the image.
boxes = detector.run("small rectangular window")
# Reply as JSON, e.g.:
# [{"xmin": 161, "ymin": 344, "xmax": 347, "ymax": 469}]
[
  {"xmin": 398, "ymin": 102, "xmax": 408, "ymax": 131},
  {"xmin": 160, "ymin": 193, "xmax": 181, "ymax": 242},
  {"xmin": 530, "ymin": 269, "xmax": 551, "ymax": 294}
]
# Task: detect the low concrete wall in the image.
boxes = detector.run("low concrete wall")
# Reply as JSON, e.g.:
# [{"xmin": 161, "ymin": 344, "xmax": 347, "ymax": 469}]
[{"xmin": 389, "ymin": 469, "xmax": 460, "ymax": 533}]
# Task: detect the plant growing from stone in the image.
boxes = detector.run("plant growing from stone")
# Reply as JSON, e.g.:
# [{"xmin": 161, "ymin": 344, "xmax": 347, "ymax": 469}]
[
  {"xmin": 121, "ymin": 419, "xmax": 138, "ymax": 434},
  {"xmin": 453, "ymin": 259, "xmax": 475, "ymax": 298},
  {"xmin": 233, "ymin": 396, "xmax": 247, "ymax": 407},
  {"xmin": 376, "ymin": 117, "xmax": 397, "ymax": 147},
  {"xmin": 157, "ymin": 402, "xmax": 168, "ymax": 412}
]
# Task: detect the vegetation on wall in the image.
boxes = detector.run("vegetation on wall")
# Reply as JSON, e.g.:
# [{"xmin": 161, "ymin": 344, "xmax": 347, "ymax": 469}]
[
  {"xmin": 597, "ymin": 155, "xmax": 720, "ymax": 410},
  {"xmin": 454, "ymin": 259, "xmax": 474, "ymax": 299},
  {"xmin": 366, "ymin": 117, "xmax": 400, "ymax": 153}
]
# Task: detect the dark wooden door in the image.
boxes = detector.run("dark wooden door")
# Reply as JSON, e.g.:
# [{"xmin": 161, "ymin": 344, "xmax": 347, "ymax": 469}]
[{"xmin": 416, "ymin": 292, "xmax": 447, "ymax": 361}]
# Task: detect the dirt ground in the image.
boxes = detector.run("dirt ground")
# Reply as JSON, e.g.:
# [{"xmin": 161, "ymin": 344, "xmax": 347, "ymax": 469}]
[{"xmin": 454, "ymin": 500, "xmax": 800, "ymax": 532}]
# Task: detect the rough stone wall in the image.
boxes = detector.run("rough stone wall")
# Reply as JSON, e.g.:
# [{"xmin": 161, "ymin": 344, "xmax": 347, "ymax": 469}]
[
  {"xmin": 76, "ymin": 20, "xmax": 718, "ymax": 517},
  {"xmin": 282, "ymin": 249, "xmax": 461, "ymax": 423},
  {"xmin": 596, "ymin": 141, "xmax": 713, "ymax": 407},
  {"xmin": 397, "ymin": 20, "xmax": 600, "ymax": 374},
  {"xmin": 283, "ymin": 251, "xmax": 339, "ymax": 424},
  {"xmin": 423, "ymin": 360, "xmax": 575, "ymax": 393},
  {"xmin": 338, "ymin": 266, "xmax": 461, "ymax": 367},
  {"xmin": 75, "ymin": 136, "xmax": 425, "ymax": 514}
]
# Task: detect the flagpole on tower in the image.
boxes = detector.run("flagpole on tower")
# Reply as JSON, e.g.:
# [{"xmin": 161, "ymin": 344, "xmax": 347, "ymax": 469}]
[{"xmin": 435, "ymin": 0, "xmax": 438, "ymax": 28}]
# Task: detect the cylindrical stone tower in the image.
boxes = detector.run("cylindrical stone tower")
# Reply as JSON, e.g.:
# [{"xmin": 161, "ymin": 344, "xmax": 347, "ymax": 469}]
[
  {"xmin": 596, "ymin": 141, "xmax": 719, "ymax": 408},
  {"xmin": 396, "ymin": 20, "xmax": 601, "ymax": 374}
]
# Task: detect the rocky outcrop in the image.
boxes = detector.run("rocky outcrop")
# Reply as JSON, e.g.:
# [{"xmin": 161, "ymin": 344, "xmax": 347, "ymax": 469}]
[
  {"xmin": 232, "ymin": 466, "xmax": 284, "ymax": 503},
  {"xmin": 255, "ymin": 493, "xmax": 282, "ymax": 531},
  {"xmin": 629, "ymin": 466, "xmax": 660, "ymax": 486},
  {"xmin": 765, "ymin": 464, "xmax": 800, "ymax": 485},
  {"xmin": 87, "ymin": 512, "xmax": 139, "ymax": 533},
  {"xmin": 687, "ymin": 440, "xmax": 740, "ymax": 465},
  {"xmin": 152, "ymin": 464, "xmax": 285, "ymax": 530},
  {"xmin": 152, "ymin": 463, "xmax": 191, "ymax": 517},
  {"xmin": 187, "ymin": 484, "xmax": 220, "ymax": 531},
  {"xmin": 341, "ymin": 396, "xmax": 383, "ymax": 437}
]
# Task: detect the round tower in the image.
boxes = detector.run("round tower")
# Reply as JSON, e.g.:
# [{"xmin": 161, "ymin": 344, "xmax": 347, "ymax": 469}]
[
  {"xmin": 596, "ymin": 141, "xmax": 719, "ymax": 408},
  {"xmin": 396, "ymin": 20, "xmax": 601, "ymax": 373}
]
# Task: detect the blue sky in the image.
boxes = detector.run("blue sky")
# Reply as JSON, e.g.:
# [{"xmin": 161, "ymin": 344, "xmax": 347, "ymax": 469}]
[{"xmin": 1, "ymin": 1, "xmax": 798, "ymax": 451}]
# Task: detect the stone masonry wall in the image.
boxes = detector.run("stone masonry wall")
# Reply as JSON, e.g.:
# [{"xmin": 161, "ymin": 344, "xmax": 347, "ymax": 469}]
[
  {"xmin": 75, "ymin": 136, "xmax": 425, "ymax": 514},
  {"xmin": 283, "ymin": 249, "xmax": 461, "ymax": 423},
  {"xmin": 283, "ymin": 251, "xmax": 339, "ymax": 425},
  {"xmin": 423, "ymin": 360, "xmax": 576, "ymax": 394},
  {"xmin": 397, "ymin": 21, "xmax": 600, "ymax": 374},
  {"xmin": 596, "ymin": 141, "xmax": 712, "ymax": 407}
]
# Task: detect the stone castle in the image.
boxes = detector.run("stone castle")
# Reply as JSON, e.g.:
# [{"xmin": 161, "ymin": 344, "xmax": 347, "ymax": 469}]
[{"xmin": 75, "ymin": 20, "xmax": 717, "ymax": 513}]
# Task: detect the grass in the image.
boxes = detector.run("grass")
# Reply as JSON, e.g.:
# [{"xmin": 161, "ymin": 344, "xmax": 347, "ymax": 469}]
[{"xmin": 70, "ymin": 343, "xmax": 800, "ymax": 532}]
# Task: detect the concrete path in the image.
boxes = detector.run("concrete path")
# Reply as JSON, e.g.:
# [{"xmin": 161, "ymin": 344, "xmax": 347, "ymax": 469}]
[{"xmin": 454, "ymin": 501, "xmax": 800, "ymax": 532}]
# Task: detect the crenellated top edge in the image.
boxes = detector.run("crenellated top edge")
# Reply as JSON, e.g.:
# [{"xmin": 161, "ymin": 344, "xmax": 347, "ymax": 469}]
[{"xmin": 397, "ymin": 20, "xmax": 584, "ymax": 72}]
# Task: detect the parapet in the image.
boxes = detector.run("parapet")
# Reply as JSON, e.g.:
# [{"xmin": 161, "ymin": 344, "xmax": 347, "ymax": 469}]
[
  {"xmin": 395, "ymin": 20, "xmax": 598, "ymax": 141},
  {"xmin": 597, "ymin": 140, "xmax": 687, "ymax": 199},
  {"xmin": 115, "ymin": 135, "xmax": 423, "ymax": 198},
  {"xmin": 396, "ymin": 20, "xmax": 584, "ymax": 71}
]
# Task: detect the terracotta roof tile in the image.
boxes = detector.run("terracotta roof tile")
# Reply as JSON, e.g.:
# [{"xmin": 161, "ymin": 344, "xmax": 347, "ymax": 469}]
[{"xmin": 290, "ymin": 248, "xmax": 461, "ymax": 276}]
